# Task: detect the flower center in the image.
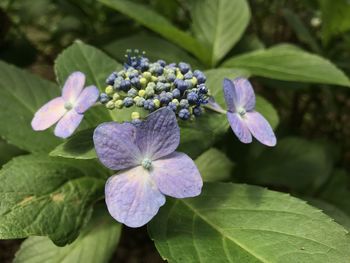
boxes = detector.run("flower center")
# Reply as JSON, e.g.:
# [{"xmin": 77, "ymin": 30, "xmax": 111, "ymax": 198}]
[
  {"xmin": 237, "ymin": 107, "xmax": 246, "ymax": 117},
  {"xmin": 64, "ymin": 101, "xmax": 73, "ymax": 110},
  {"xmin": 141, "ymin": 158, "xmax": 152, "ymax": 170}
]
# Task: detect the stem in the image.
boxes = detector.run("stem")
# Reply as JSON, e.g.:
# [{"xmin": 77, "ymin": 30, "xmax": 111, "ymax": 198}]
[{"xmin": 204, "ymin": 104, "xmax": 227, "ymax": 115}]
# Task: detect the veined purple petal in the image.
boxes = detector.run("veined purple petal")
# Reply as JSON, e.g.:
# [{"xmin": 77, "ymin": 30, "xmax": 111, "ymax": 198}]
[
  {"xmin": 62, "ymin": 72, "xmax": 85, "ymax": 103},
  {"xmin": 31, "ymin": 97, "xmax": 66, "ymax": 131},
  {"xmin": 245, "ymin": 111, "xmax": 276, "ymax": 147},
  {"xmin": 105, "ymin": 166, "xmax": 165, "ymax": 228},
  {"xmin": 135, "ymin": 108, "xmax": 180, "ymax": 160},
  {"xmin": 93, "ymin": 122, "xmax": 142, "ymax": 170},
  {"xmin": 232, "ymin": 78, "xmax": 255, "ymax": 111},
  {"xmin": 223, "ymin": 78, "xmax": 236, "ymax": 112},
  {"xmin": 152, "ymin": 152, "xmax": 202, "ymax": 198},
  {"xmin": 54, "ymin": 110, "xmax": 83, "ymax": 138},
  {"xmin": 227, "ymin": 112, "xmax": 252, "ymax": 143},
  {"xmin": 74, "ymin": 85, "xmax": 99, "ymax": 113}
]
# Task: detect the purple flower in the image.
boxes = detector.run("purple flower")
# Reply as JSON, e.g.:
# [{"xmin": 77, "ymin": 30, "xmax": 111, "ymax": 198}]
[
  {"xmin": 223, "ymin": 77, "xmax": 276, "ymax": 147},
  {"xmin": 31, "ymin": 72, "xmax": 99, "ymax": 138},
  {"xmin": 93, "ymin": 108, "xmax": 203, "ymax": 227}
]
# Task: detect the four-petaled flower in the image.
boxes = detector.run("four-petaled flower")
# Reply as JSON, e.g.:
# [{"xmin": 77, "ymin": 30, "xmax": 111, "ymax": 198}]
[
  {"xmin": 93, "ymin": 108, "xmax": 203, "ymax": 227},
  {"xmin": 223, "ymin": 77, "xmax": 276, "ymax": 146},
  {"xmin": 31, "ymin": 72, "xmax": 99, "ymax": 138}
]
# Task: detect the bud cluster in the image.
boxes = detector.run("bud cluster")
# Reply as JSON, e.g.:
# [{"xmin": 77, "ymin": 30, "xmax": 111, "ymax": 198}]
[{"xmin": 99, "ymin": 50, "xmax": 209, "ymax": 120}]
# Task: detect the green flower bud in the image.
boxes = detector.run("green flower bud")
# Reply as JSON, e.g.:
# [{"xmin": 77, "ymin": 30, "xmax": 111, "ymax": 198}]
[
  {"xmin": 133, "ymin": 96, "xmax": 141, "ymax": 103},
  {"xmin": 151, "ymin": 76, "xmax": 158, "ymax": 82},
  {"xmin": 131, "ymin": 111, "xmax": 140, "ymax": 120},
  {"xmin": 142, "ymin": 71, "xmax": 152, "ymax": 80},
  {"xmin": 138, "ymin": 89, "xmax": 146, "ymax": 97},
  {"xmin": 176, "ymin": 72, "xmax": 184, "ymax": 80},
  {"xmin": 105, "ymin": 85, "xmax": 114, "ymax": 96},
  {"xmin": 115, "ymin": 100, "xmax": 124, "ymax": 109},
  {"xmin": 153, "ymin": 99, "xmax": 160, "ymax": 108},
  {"xmin": 140, "ymin": 77, "xmax": 147, "ymax": 87},
  {"xmin": 106, "ymin": 100, "xmax": 115, "ymax": 110},
  {"xmin": 112, "ymin": 93, "xmax": 120, "ymax": 101},
  {"xmin": 172, "ymin": 99, "xmax": 179, "ymax": 106},
  {"xmin": 191, "ymin": 77, "xmax": 198, "ymax": 86}
]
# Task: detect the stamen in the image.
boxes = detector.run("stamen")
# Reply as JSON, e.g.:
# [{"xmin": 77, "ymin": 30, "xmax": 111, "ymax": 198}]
[
  {"xmin": 64, "ymin": 102, "xmax": 73, "ymax": 110},
  {"xmin": 141, "ymin": 158, "xmax": 152, "ymax": 170},
  {"xmin": 237, "ymin": 107, "xmax": 246, "ymax": 117}
]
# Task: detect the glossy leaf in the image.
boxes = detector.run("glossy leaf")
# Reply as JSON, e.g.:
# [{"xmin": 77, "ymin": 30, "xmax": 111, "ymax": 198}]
[
  {"xmin": 0, "ymin": 154, "xmax": 106, "ymax": 245},
  {"xmin": 191, "ymin": 0, "xmax": 251, "ymax": 66},
  {"xmin": 14, "ymin": 208, "xmax": 121, "ymax": 263},
  {"xmin": 149, "ymin": 183, "xmax": 350, "ymax": 262},
  {"xmin": 99, "ymin": 0, "xmax": 208, "ymax": 64},
  {"xmin": 223, "ymin": 44, "xmax": 350, "ymax": 87},
  {"xmin": 0, "ymin": 61, "xmax": 61, "ymax": 152},
  {"xmin": 195, "ymin": 148, "xmax": 234, "ymax": 182},
  {"xmin": 0, "ymin": 139, "xmax": 25, "ymax": 167}
]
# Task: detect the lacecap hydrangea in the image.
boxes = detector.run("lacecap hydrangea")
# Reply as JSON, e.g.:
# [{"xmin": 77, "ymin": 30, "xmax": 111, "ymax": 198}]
[{"xmin": 99, "ymin": 50, "xmax": 210, "ymax": 121}]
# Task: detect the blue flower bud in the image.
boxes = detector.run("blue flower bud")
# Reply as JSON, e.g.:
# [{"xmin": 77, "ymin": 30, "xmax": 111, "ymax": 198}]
[
  {"xmin": 120, "ymin": 79, "xmax": 131, "ymax": 91},
  {"xmin": 135, "ymin": 97, "xmax": 145, "ymax": 107},
  {"xmin": 131, "ymin": 77, "xmax": 140, "ymax": 88},
  {"xmin": 156, "ymin": 82, "xmax": 166, "ymax": 92},
  {"xmin": 179, "ymin": 99, "xmax": 189, "ymax": 109},
  {"xmin": 106, "ymin": 72, "xmax": 117, "ymax": 85},
  {"xmin": 131, "ymin": 118, "xmax": 142, "ymax": 125},
  {"xmin": 127, "ymin": 88, "xmax": 138, "ymax": 97},
  {"xmin": 178, "ymin": 108, "xmax": 190, "ymax": 120},
  {"xmin": 178, "ymin": 62, "xmax": 190, "ymax": 74},
  {"xmin": 144, "ymin": 99, "xmax": 155, "ymax": 111},
  {"xmin": 159, "ymin": 92, "xmax": 171, "ymax": 105},
  {"xmin": 157, "ymin": 59, "xmax": 166, "ymax": 67},
  {"xmin": 123, "ymin": 97, "xmax": 134, "ymax": 107},
  {"xmin": 175, "ymin": 79, "xmax": 189, "ymax": 92},
  {"xmin": 184, "ymin": 71, "xmax": 193, "ymax": 79},
  {"xmin": 193, "ymin": 70, "xmax": 206, "ymax": 84},
  {"xmin": 166, "ymin": 73, "xmax": 176, "ymax": 82},
  {"xmin": 193, "ymin": 106, "xmax": 202, "ymax": 116},
  {"xmin": 157, "ymin": 75, "xmax": 166, "ymax": 83},
  {"xmin": 150, "ymin": 63, "xmax": 164, "ymax": 76},
  {"xmin": 172, "ymin": 88, "xmax": 181, "ymax": 98},
  {"xmin": 113, "ymin": 76, "xmax": 123, "ymax": 90},
  {"xmin": 140, "ymin": 58, "xmax": 149, "ymax": 72},
  {"xmin": 198, "ymin": 84, "xmax": 208, "ymax": 94},
  {"xmin": 99, "ymin": 93, "xmax": 110, "ymax": 104},
  {"xmin": 187, "ymin": 91, "xmax": 199, "ymax": 104},
  {"xmin": 167, "ymin": 102, "xmax": 177, "ymax": 112}
]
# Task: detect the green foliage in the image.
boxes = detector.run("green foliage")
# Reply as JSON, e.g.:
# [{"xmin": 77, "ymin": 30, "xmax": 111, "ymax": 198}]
[
  {"xmin": 0, "ymin": 139, "xmax": 25, "ymax": 167},
  {"xmin": 223, "ymin": 44, "xmax": 350, "ymax": 87},
  {"xmin": 244, "ymin": 137, "xmax": 334, "ymax": 194},
  {"xmin": 195, "ymin": 148, "xmax": 234, "ymax": 182},
  {"xmin": 191, "ymin": 0, "xmax": 251, "ymax": 66},
  {"xmin": 149, "ymin": 183, "xmax": 350, "ymax": 262},
  {"xmin": 99, "ymin": 0, "xmax": 208, "ymax": 64},
  {"xmin": 0, "ymin": 154, "xmax": 106, "ymax": 245},
  {"xmin": 0, "ymin": 61, "xmax": 61, "ymax": 152},
  {"xmin": 14, "ymin": 207, "xmax": 121, "ymax": 263}
]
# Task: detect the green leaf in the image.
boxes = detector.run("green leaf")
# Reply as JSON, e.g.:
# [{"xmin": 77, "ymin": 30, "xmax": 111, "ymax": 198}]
[
  {"xmin": 0, "ymin": 61, "xmax": 61, "ymax": 152},
  {"xmin": 195, "ymin": 148, "xmax": 234, "ymax": 182},
  {"xmin": 55, "ymin": 40, "xmax": 120, "ymax": 91},
  {"xmin": 178, "ymin": 112, "xmax": 229, "ymax": 159},
  {"xmin": 191, "ymin": 0, "xmax": 251, "ymax": 66},
  {"xmin": 98, "ymin": 0, "xmax": 208, "ymax": 65},
  {"xmin": 0, "ymin": 154, "xmax": 106, "ymax": 245},
  {"xmin": 50, "ymin": 128, "xmax": 96, "ymax": 159},
  {"xmin": 223, "ymin": 44, "xmax": 350, "ymax": 87},
  {"xmin": 0, "ymin": 139, "xmax": 25, "ymax": 167},
  {"xmin": 245, "ymin": 137, "xmax": 333, "ymax": 194},
  {"xmin": 103, "ymin": 34, "xmax": 202, "ymax": 69},
  {"xmin": 205, "ymin": 68, "xmax": 279, "ymax": 129},
  {"xmin": 14, "ymin": 207, "xmax": 121, "ymax": 263},
  {"xmin": 149, "ymin": 183, "xmax": 350, "ymax": 262},
  {"xmin": 320, "ymin": 0, "xmax": 350, "ymax": 44},
  {"xmin": 54, "ymin": 40, "xmax": 120, "ymax": 124}
]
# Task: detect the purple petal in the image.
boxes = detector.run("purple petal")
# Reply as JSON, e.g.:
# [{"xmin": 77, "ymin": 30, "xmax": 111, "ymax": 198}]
[
  {"xmin": 245, "ymin": 111, "xmax": 276, "ymax": 147},
  {"xmin": 232, "ymin": 78, "xmax": 255, "ymax": 111},
  {"xmin": 74, "ymin": 85, "xmax": 99, "ymax": 113},
  {"xmin": 135, "ymin": 108, "xmax": 180, "ymax": 160},
  {"xmin": 152, "ymin": 152, "xmax": 202, "ymax": 198},
  {"xmin": 227, "ymin": 112, "xmax": 252, "ymax": 143},
  {"xmin": 54, "ymin": 110, "xmax": 83, "ymax": 138},
  {"xmin": 105, "ymin": 166, "xmax": 165, "ymax": 227},
  {"xmin": 62, "ymin": 72, "xmax": 85, "ymax": 103},
  {"xmin": 31, "ymin": 97, "xmax": 66, "ymax": 131},
  {"xmin": 223, "ymin": 78, "xmax": 236, "ymax": 112},
  {"xmin": 93, "ymin": 122, "xmax": 142, "ymax": 170}
]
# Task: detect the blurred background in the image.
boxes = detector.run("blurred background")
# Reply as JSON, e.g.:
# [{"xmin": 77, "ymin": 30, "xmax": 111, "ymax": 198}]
[{"xmin": 0, "ymin": 0, "xmax": 349, "ymax": 262}]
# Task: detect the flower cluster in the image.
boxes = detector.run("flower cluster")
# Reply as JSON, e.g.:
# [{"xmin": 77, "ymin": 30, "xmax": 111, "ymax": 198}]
[{"xmin": 99, "ymin": 50, "xmax": 209, "ymax": 121}]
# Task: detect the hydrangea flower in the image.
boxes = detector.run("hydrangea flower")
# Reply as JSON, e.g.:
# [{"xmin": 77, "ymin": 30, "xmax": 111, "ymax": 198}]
[
  {"xmin": 31, "ymin": 72, "xmax": 99, "ymax": 138},
  {"xmin": 223, "ymin": 77, "xmax": 276, "ymax": 146},
  {"xmin": 100, "ymin": 50, "xmax": 210, "ymax": 121},
  {"xmin": 93, "ymin": 108, "xmax": 203, "ymax": 227}
]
